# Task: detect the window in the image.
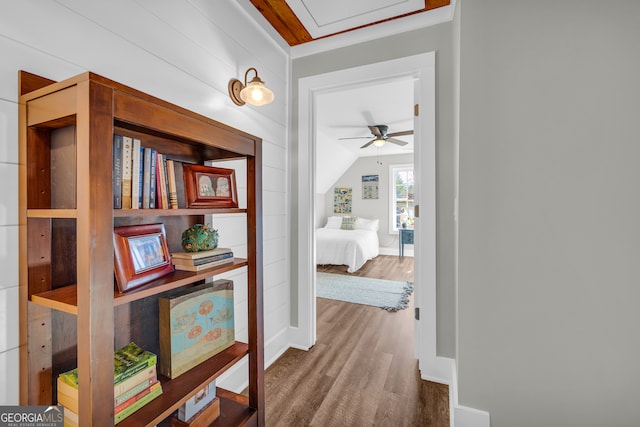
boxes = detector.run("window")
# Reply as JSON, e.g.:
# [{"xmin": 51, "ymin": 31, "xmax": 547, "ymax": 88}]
[{"xmin": 389, "ymin": 164, "xmax": 414, "ymax": 232}]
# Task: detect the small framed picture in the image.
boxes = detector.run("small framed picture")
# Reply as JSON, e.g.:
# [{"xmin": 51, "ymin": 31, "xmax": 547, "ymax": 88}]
[
  {"xmin": 182, "ymin": 164, "xmax": 238, "ymax": 208},
  {"xmin": 113, "ymin": 223, "xmax": 174, "ymax": 293}
]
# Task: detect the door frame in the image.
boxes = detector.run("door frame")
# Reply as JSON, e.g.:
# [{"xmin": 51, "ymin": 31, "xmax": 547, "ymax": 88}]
[{"xmin": 293, "ymin": 52, "xmax": 448, "ymax": 382}]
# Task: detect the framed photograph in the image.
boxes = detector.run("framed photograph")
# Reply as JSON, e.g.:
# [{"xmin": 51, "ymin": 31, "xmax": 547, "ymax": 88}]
[
  {"xmin": 113, "ymin": 223, "xmax": 174, "ymax": 293},
  {"xmin": 182, "ymin": 164, "xmax": 238, "ymax": 208}
]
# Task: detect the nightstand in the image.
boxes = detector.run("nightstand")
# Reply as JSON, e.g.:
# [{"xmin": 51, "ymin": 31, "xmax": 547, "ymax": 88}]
[{"xmin": 399, "ymin": 228, "xmax": 414, "ymax": 259}]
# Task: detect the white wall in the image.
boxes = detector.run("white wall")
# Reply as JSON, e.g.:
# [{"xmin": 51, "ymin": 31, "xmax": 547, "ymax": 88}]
[
  {"xmin": 458, "ymin": 0, "xmax": 640, "ymax": 425},
  {"xmin": 318, "ymin": 154, "xmax": 413, "ymax": 252},
  {"xmin": 0, "ymin": 0, "xmax": 289, "ymax": 403}
]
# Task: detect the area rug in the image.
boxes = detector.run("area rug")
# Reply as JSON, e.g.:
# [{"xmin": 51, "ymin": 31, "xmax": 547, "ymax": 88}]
[{"xmin": 316, "ymin": 272, "xmax": 414, "ymax": 311}]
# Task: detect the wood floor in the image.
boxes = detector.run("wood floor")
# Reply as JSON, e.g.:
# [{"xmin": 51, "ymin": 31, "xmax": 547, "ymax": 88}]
[{"xmin": 264, "ymin": 255, "xmax": 449, "ymax": 426}]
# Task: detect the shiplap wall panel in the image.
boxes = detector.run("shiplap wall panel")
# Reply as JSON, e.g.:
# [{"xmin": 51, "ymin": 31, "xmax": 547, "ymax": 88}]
[
  {"xmin": 0, "ymin": 0, "xmax": 290, "ymax": 402},
  {"xmin": 60, "ymin": 0, "xmax": 287, "ymax": 128},
  {"xmin": 264, "ymin": 215, "xmax": 287, "ymax": 241},
  {"xmin": 0, "ymin": 227, "xmax": 18, "ymax": 290},
  {"xmin": 263, "ymin": 140, "xmax": 287, "ymax": 169},
  {"xmin": 0, "ymin": 164, "xmax": 18, "ymax": 226},
  {"xmin": 0, "ymin": 100, "xmax": 18, "ymax": 163},
  {"xmin": 0, "ymin": 348, "xmax": 18, "ymax": 404},
  {"xmin": 264, "ymin": 260, "xmax": 287, "ymax": 290},
  {"xmin": 0, "ymin": 286, "xmax": 18, "ymax": 353}
]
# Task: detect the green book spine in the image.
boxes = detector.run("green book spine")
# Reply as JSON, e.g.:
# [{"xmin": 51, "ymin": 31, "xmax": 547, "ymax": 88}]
[{"xmin": 114, "ymin": 383, "xmax": 163, "ymax": 424}]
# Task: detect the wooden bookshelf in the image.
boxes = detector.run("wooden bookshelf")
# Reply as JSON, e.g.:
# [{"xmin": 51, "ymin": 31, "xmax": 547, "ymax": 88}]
[{"xmin": 18, "ymin": 70, "xmax": 264, "ymax": 426}]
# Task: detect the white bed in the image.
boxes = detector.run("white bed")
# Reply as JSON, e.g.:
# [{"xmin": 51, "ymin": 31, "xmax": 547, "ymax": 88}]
[{"xmin": 315, "ymin": 216, "xmax": 380, "ymax": 273}]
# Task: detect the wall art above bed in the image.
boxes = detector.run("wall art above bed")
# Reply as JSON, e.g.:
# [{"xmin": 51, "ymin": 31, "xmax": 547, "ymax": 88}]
[{"xmin": 333, "ymin": 187, "xmax": 352, "ymax": 213}]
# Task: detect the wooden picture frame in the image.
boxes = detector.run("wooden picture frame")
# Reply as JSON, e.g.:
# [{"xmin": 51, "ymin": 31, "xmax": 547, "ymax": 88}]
[
  {"xmin": 113, "ymin": 223, "xmax": 174, "ymax": 293},
  {"xmin": 183, "ymin": 164, "xmax": 238, "ymax": 208}
]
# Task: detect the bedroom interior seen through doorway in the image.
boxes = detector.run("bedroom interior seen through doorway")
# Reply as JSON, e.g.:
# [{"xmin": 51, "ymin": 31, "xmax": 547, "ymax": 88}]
[{"xmin": 295, "ymin": 53, "xmax": 437, "ymax": 382}]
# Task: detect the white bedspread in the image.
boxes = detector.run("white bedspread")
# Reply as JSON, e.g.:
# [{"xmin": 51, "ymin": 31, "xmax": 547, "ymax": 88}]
[{"xmin": 315, "ymin": 228, "xmax": 380, "ymax": 273}]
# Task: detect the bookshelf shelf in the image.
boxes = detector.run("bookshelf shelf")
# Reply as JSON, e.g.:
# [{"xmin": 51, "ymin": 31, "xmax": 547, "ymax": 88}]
[
  {"xmin": 19, "ymin": 70, "xmax": 264, "ymax": 426},
  {"xmin": 26, "ymin": 209, "xmax": 77, "ymax": 218},
  {"xmin": 29, "ymin": 258, "xmax": 249, "ymax": 314},
  {"xmin": 113, "ymin": 207, "xmax": 247, "ymax": 217}
]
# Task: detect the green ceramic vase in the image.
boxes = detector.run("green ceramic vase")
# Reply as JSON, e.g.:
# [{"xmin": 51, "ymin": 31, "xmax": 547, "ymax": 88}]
[{"xmin": 181, "ymin": 224, "xmax": 219, "ymax": 252}]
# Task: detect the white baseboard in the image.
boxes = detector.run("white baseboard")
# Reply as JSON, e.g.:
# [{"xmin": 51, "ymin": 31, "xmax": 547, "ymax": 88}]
[
  {"xmin": 454, "ymin": 406, "xmax": 491, "ymax": 427},
  {"xmin": 287, "ymin": 325, "xmax": 314, "ymax": 351},
  {"xmin": 265, "ymin": 328, "xmax": 290, "ymax": 367},
  {"xmin": 438, "ymin": 357, "xmax": 490, "ymax": 427},
  {"xmin": 378, "ymin": 247, "xmax": 414, "ymax": 257}
]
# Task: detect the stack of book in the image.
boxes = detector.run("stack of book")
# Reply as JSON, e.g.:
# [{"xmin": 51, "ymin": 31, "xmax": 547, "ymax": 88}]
[
  {"xmin": 57, "ymin": 342, "xmax": 162, "ymax": 425},
  {"xmin": 171, "ymin": 248, "xmax": 234, "ymax": 272}
]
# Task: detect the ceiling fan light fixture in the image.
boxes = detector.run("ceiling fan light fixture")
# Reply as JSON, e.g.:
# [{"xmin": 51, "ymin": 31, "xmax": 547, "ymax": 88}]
[
  {"xmin": 229, "ymin": 67, "xmax": 274, "ymax": 107},
  {"xmin": 372, "ymin": 137, "xmax": 386, "ymax": 147}
]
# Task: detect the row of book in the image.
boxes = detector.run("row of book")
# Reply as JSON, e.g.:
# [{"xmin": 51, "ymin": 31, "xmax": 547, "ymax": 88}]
[
  {"xmin": 57, "ymin": 342, "xmax": 162, "ymax": 425},
  {"xmin": 171, "ymin": 247, "xmax": 234, "ymax": 272},
  {"xmin": 113, "ymin": 133, "xmax": 186, "ymax": 210}
]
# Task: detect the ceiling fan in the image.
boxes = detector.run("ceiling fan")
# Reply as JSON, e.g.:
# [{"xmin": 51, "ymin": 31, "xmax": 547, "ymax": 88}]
[{"xmin": 338, "ymin": 125, "xmax": 413, "ymax": 149}]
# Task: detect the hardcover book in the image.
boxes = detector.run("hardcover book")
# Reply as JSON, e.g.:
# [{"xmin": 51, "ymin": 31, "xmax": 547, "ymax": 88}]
[
  {"xmin": 131, "ymin": 138, "xmax": 142, "ymax": 209},
  {"xmin": 172, "ymin": 160, "xmax": 187, "ymax": 209},
  {"xmin": 172, "ymin": 258, "xmax": 234, "ymax": 272},
  {"xmin": 142, "ymin": 147, "xmax": 152, "ymax": 209},
  {"xmin": 171, "ymin": 248, "xmax": 233, "ymax": 260},
  {"xmin": 167, "ymin": 159, "xmax": 179, "ymax": 209},
  {"xmin": 158, "ymin": 280, "xmax": 235, "ymax": 378},
  {"xmin": 113, "ymin": 134, "xmax": 123, "ymax": 209},
  {"xmin": 121, "ymin": 135, "xmax": 133, "ymax": 209},
  {"xmin": 149, "ymin": 149, "xmax": 157, "ymax": 209},
  {"xmin": 172, "ymin": 252, "xmax": 233, "ymax": 267}
]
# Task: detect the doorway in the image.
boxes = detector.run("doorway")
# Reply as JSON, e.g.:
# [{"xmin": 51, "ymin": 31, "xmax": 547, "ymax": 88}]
[{"xmin": 294, "ymin": 52, "xmax": 439, "ymax": 379}]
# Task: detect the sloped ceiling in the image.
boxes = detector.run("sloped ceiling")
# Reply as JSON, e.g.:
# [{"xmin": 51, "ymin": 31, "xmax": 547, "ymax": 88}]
[{"xmin": 315, "ymin": 77, "xmax": 414, "ymax": 194}]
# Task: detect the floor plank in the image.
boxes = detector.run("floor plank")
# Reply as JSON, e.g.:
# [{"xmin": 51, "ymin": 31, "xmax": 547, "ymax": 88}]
[{"xmin": 264, "ymin": 255, "xmax": 449, "ymax": 426}]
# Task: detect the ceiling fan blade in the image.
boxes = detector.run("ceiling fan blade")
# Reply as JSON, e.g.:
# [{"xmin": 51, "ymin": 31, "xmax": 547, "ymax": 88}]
[
  {"xmin": 387, "ymin": 137, "xmax": 409, "ymax": 146},
  {"xmin": 387, "ymin": 130, "xmax": 413, "ymax": 137},
  {"xmin": 338, "ymin": 136, "xmax": 373, "ymax": 140},
  {"xmin": 360, "ymin": 139, "xmax": 376, "ymax": 149},
  {"xmin": 368, "ymin": 125, "xmax": 383, "ymax": 137}
]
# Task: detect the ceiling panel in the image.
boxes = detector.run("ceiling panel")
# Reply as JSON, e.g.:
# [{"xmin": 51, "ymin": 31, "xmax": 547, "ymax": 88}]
[
  {"xmin": 247, "ymin": 0, "xmax": 450, "ymax": 46},
  {"xmin": 289, "ymin": 0, "xmax": 424, "ymax": 38}
]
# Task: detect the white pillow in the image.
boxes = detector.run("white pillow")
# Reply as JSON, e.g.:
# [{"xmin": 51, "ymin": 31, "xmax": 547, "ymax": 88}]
[
  {"xmin": 324, "ymin": 216, "xmax": 343, "ymax": 229},
  {"xmin": 356, "ymin": 217, "xmax": 379, "ymax": 232}
]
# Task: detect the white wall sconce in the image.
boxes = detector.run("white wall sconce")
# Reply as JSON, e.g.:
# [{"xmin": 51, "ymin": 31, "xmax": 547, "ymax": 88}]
[{"xmin": 228, "ymin": 67, "xmax": 274, "ymax": 106}]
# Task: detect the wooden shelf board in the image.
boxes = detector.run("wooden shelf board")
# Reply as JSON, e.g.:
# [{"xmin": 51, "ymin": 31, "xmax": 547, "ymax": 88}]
[
  {"xmin": 31, "ymin": 286, "xmax": 78, "ymax": 315},
  {"xmin": 29, "ymin": 259, "xmax": 248, "ymax": 313},
  {"xmin": 114, "ymin": 208, "xmax": 247, "ymax": 217},
  {"xmin": 27, "ymin": 209, "xmax": 77, "ymax": 218},
  {"xmin": 117, "ymin": 343, "xmax": 250, "ymax": 427}
]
